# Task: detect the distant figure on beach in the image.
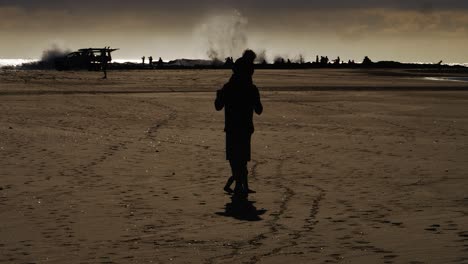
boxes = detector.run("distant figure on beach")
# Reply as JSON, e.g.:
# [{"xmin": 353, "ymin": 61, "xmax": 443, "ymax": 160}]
[
  {"xmin": 362, "ymin": 56, "xmax": 373, "ymax": 65},
  {"xmin": 142, "ymin": 56, "xmax": 146, "ymax": 65},
  {"xmin": 333, "ymin": 56, "xmax": 341, "ymax": 65},
  {"xmin": 320, "ymin": 56, "xmax": 329, "ymax": 65},
  {"xmin": 215, "ymin": 49, "xmax": 263, "ymax": 194},
  {"xmin": 158, "ymin": 57, "xmax": 164, "ymax": 68},
  {"xmin": 100, "ymin": 48, "xmax": 108, "ymax": 79},
  {"xmin": 224, "ymin": 57, "xmax": 234, "ymax": 67},
  {"xmin": 149, "ymin": 56, "xmax": 153, "ymax": 68}
]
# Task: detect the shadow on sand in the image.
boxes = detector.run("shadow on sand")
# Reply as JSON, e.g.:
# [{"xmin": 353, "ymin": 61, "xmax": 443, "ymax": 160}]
[{"xmin": 216, "ymin": 193, "xmax": 267, "ymax": 221}]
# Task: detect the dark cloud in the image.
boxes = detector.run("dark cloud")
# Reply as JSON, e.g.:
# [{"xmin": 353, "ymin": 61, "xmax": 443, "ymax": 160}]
[
  {"xmin": 1, "ymin": 0, "xmax": 468, "ymax": 11},
  {"xmin": 0, "ymin": 0, "xmax": 467, "ymax": 62}
]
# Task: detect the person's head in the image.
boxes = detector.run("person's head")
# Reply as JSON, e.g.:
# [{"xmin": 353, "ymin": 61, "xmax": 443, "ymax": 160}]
[
  {"xmin": 231, "ymin": 49, "xmax": 256, "ymax": 79},
  {"xmin": 242, "ymin": 50, "xmax": 257, "ymax": 63}
]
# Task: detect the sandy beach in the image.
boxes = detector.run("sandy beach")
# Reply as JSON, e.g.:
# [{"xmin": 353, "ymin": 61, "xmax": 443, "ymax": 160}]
[{"xmin": 1, "ymin": 69, "xmax": 468, "ymax": 263}]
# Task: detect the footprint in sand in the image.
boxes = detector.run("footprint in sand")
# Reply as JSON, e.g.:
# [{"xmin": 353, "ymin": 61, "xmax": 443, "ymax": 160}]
[{"xmin": 425, "ymin": 224, "xmax": 441, "ymax": 232}]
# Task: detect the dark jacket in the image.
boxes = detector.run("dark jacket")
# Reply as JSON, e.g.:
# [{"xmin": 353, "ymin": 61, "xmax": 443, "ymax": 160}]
[{"xmin": 215, "ymin": 78, "xmax": 263, "ymax": 134}]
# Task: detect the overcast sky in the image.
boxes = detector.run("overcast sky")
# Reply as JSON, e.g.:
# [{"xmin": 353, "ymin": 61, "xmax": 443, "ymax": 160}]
[{"xmin": 1, "ymin": 0, "xmax": 467, "ymax": 62}]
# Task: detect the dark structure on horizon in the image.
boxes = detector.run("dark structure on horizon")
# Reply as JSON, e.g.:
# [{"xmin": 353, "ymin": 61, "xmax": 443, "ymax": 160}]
[
  {"xmin": 15, "ymin": 50, "xmax": 467, "ymax": 71},
  {"xmin": 54, "ymin": 47, "xmax": 118, "ymax": 71},
  {"xmin": 103, "ymin": 55, "xmax": 468, "ymax": 70}
]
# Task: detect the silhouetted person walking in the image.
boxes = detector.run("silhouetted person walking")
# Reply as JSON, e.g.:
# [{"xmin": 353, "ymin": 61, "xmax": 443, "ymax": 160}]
[{"xmin": 215, "ymin": 50, "xmax": 263, "ymax": 194}]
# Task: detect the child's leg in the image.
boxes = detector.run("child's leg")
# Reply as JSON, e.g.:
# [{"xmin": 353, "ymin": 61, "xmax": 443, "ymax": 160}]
[
  {"xmin": 242, "ymin": 133, "xmax": 254, "ymax": 193},
  {"xmin": 240, "ymin": 161, "xmax": 248, "ymax": 191},
  {"xmin": 224, "ymin": 175, "xmax": 235, "ymax": 193},
  {"xmin": 224, "ymin": 161, "xmax": 236, "ymax": 190},
  {"xmin": 232, "ymin": 160, "xmax": 248, "ymax": 193},
  {"xmin": 240, "ymin": 161, "xmax": 256, "ymax": 193},
  {"xmin": 224, "ymin": 176, "xmax": 234, "ymax": 189},
  {"xmin": 228, "ymin": 160, "xmax": 239, "ymax": 191},
  {"xmin": 230, "ymin": 160, "xmax": 244, "ymax": 192}
]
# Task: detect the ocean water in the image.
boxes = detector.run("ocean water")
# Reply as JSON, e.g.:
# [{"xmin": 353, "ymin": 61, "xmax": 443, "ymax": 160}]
[
  {"xmin": 0, "ymin": 58, "xmax": 143, "ymax": 67},
  {"xmin": 0, "ymin": 58, "xmax": 146, "ymax": 67},
  {"xmin": 445, "ymin": 63, "xmax": 468, "ymax": 67},
  {"xmin": 424, "ymin": 77, "xmax": 468, "ymax": 82},
  {"xmin": 0, "ymin": 59, "xmax": 38, "ymax": 66},
  {"xmin": 113, "ymin": 59, "xmax": 142, "ymax": 64}
]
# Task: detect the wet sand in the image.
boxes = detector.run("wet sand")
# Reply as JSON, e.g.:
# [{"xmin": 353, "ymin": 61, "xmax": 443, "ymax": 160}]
[{"xmin": 1, "ymin": 69, "xmax": 468, "ymax": 263}]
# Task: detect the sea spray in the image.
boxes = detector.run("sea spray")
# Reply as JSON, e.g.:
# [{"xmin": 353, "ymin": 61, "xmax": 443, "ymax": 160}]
[
  {"xmin": 194, "ymin": 10, "xmax": 248, "ymax": 62},
  {"xmin": 40, "ymin": 44, "xmax": 71, "ymax": 68},
  {"xmin": 255, "ymin": 49, "xmax": 268, "ymax": 64}
]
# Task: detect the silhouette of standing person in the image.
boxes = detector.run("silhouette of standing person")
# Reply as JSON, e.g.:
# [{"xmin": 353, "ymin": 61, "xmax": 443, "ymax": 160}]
[
  {"xmin": 215, "ymin": 50, "xmax": 263, "ymax": 194},
  {"xmin": 100, "ymin": 48, "xmax": 108, "ymax": 79},
  {"xmin": 158, "ymin": 57, "xmax": 164, "ymax": 68},
  {"xmin": 149, "ymin": 56, "xmax": 153, "ymax": 68}
]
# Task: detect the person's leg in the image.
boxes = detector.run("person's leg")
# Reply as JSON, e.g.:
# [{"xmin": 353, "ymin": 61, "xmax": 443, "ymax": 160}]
[
  {"xmin": 224, "ymin": 160, "xmax": 236, "ymax": 193},
  {"xmin": 224, "ymin": 176, "xmax": 234, "ymax": 192},
  {"xmin": 244, "ymin": 163, "xmax": 256, "ymax": 193},
  {"xmin": 231, "ymin": 160, "xmax": 243, "ymax": 193},
  {"xmin": 240, "ymin": 160, "xmax": 248, "ymax": 192},
  {"xmin": 239, "ymin": 133, "xmax": 254, "ymax": 193},
  {"xmin": 239, "ymin": 160, "xmax": 255, "ymax": 193},
  {"xmin": 225, "ymin": 133, "xmax": 236, "ymax": 192}
]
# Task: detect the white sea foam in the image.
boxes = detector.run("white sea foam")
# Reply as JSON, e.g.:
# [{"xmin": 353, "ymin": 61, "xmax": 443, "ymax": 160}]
[
  {"xmin": 112, "ymin": 59, "xmax": 142, "ymax": 64},
  {"xmin": 0, "ymin": 58, "xmax": 139, "ymax": 67},
  {"xmin": 0, "ymin": 59, "xmax": 38, "ymax": 67},
  {"xmin": 444, "ymin": 63, "xmax": 468, "ymax": 67},
  {"xmin": 424, "ymin": 77, "xmax": 468, "ymax": 82}
]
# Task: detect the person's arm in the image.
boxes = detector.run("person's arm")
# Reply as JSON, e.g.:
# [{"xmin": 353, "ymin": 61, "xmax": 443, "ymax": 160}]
[
  {"xmin": 215, "ymin": 88, "xmax": 225, "ymax": 111},
  {"xmin": 253, "ymin": 86, "xmax": 263, "ymax": 115}
]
